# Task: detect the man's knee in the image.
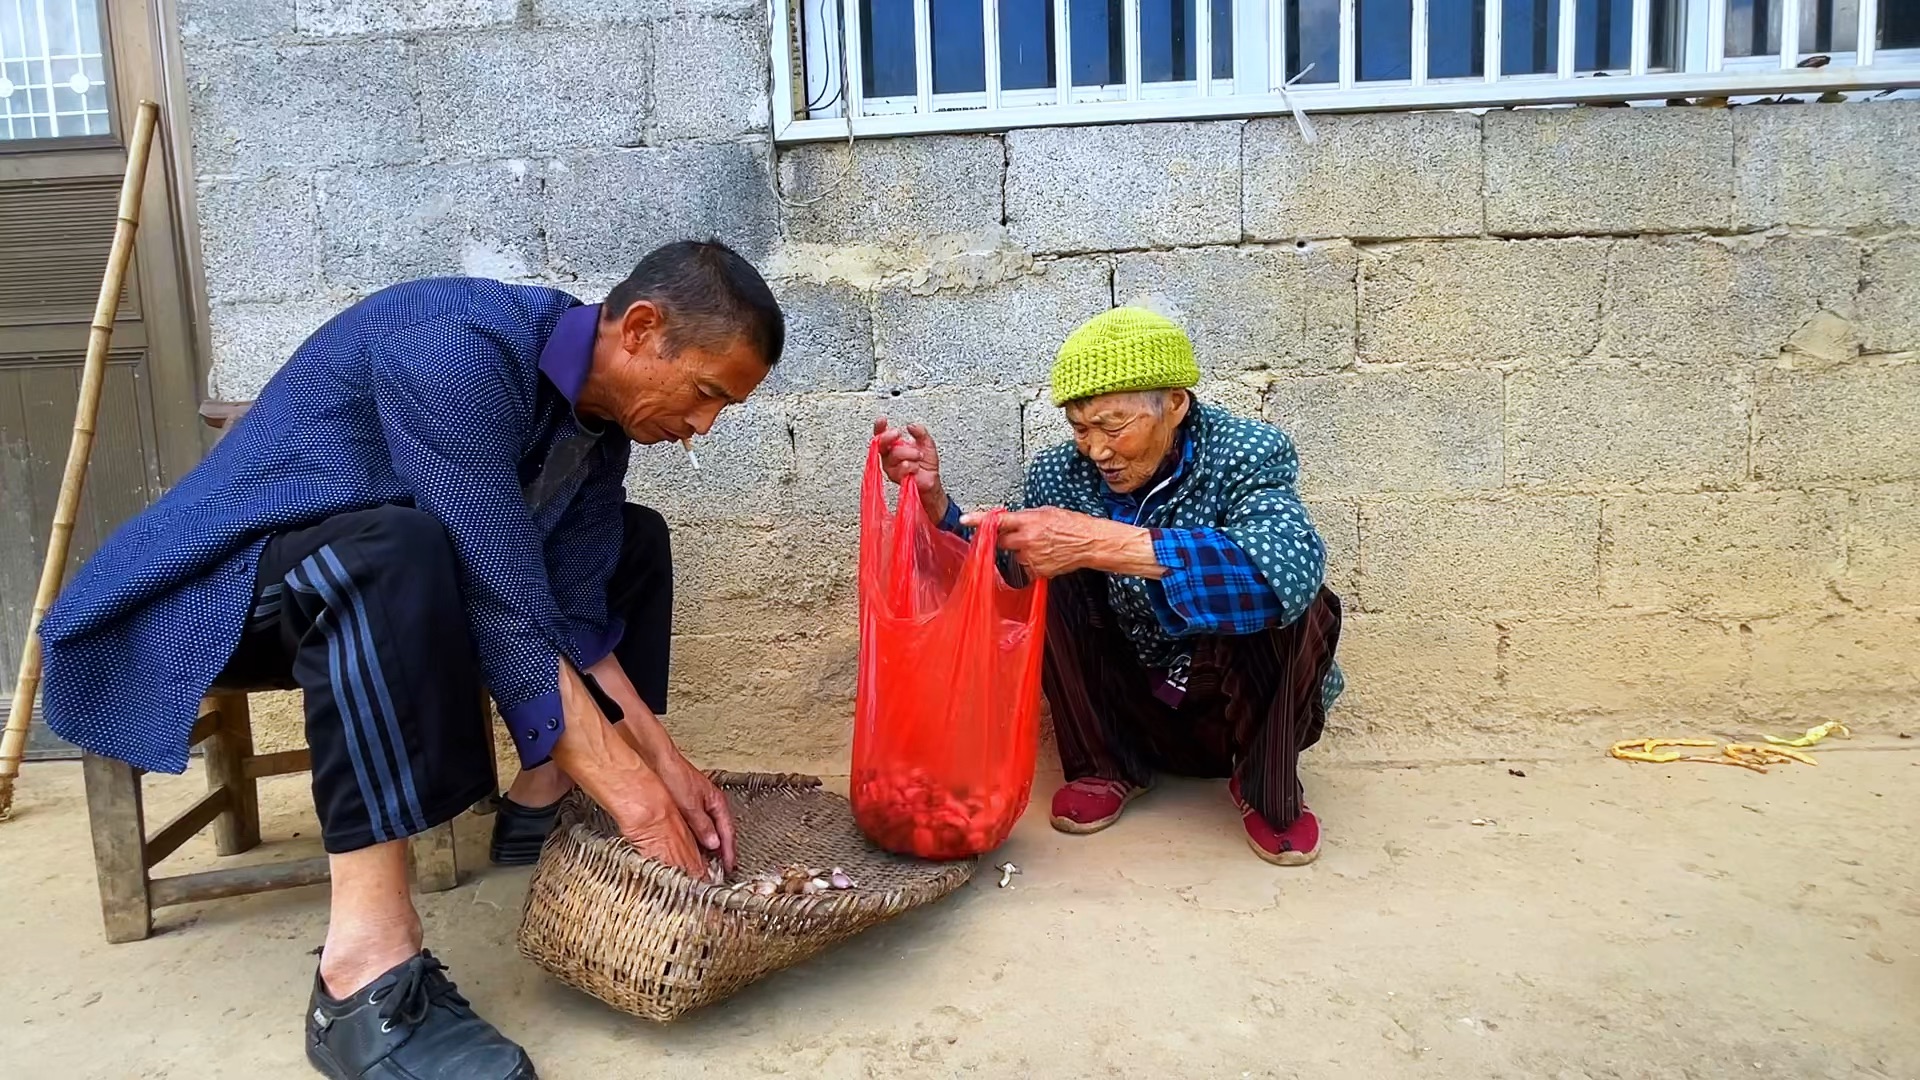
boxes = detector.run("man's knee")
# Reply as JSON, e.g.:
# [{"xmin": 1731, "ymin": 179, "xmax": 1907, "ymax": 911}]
[
  {"xmin": 621, "ymin": 503, "xmax": 670, "ymax": 564},
  {"xmin": 346, "ymin": 505, "xmax": 454, "ymax": 555}
]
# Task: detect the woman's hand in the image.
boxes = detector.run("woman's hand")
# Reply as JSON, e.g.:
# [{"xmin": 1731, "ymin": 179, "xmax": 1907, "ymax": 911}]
[
  {"xmin": 961, "ymin": 507, "xmax": 1167, "ymax": 579},
  {"xmin": 873, "ymin": 417, "xmax": 951, "ymax": 522}
]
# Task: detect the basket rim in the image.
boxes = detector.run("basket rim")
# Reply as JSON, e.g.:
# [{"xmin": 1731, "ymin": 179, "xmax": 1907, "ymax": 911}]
[{"xmin": 551, "ymin": 771, "xmax": 974, "ymax": 921}]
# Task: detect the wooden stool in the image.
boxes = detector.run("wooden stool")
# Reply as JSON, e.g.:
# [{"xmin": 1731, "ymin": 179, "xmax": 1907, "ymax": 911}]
[{"xmin": 83, "ymin": 689, "xmax": 462, "ymax": 943}]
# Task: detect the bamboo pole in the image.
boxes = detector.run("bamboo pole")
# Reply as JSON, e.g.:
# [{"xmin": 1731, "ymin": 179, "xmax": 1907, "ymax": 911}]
[{"xmin": 0, "ymin": 100, "xmax": 162, "ymax": 821}]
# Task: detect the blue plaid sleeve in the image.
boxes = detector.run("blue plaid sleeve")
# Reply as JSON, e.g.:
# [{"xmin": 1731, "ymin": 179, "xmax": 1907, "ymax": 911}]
[{"xmin": 1144, "ymin": 528, "xmax": 1288, "ymax": 637}]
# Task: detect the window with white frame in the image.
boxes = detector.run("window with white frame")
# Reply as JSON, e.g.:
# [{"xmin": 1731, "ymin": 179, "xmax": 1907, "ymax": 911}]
[{"xmin": 771, "ymin": 0, "xmax": 1920, "ymax": 140}]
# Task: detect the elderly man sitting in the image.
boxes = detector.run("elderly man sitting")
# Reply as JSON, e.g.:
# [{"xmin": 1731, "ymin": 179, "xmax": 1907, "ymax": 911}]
[{"xmin": 876, "ymin": 308, "xmax": 1343, "ymax": 865}]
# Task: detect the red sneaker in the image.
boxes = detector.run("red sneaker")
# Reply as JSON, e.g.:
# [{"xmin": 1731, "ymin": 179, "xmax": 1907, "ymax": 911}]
[
  {"xmin": 1049, "ymin": 777, "xmax": 1147, "ymax": 834},
  {"xmin": 1229, "ymin": 777, "xmax": 1320, "ymax": 866}
]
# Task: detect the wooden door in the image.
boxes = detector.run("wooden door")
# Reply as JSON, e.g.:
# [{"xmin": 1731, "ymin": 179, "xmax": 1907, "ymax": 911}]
[{"xmin": 0, "ymin": 0, "xmax": 202, "ymax": 756}]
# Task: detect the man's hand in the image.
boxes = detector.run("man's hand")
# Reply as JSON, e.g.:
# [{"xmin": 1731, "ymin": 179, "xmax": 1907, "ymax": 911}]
[
  {"xmin": 873, "ymin": 417, "xmax": 950, "ymax": 522},
  {"xmin": 548, "ymin": 661, "xmax": 707, "ymax": 877},
  {"xmin": 961, "ymin": 506, "xmax": 1167, "ymax": 579},
  {"xmin": 586, "ymin": 654, "xmax": 736, "ymax": 870}
]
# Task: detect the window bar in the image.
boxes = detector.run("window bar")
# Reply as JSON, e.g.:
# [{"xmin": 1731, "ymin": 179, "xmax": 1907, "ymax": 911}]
[
  {"xmin": 1124, "ymin": 0, "xmax": 1142, "ymax": 99},
  {"xmin": 1556, "ymin": 0, "xmax": 1576, "ymax": 76},
  {"xmin": 1412, "ymin": 0, "xmax": 1430, "ymax": 84},
  {"xmin": 1198, "ymin": 0, "xmax": 1214, "ymax": 94},
  {"xmin": 1270, "ymin": 0, "xmax": 1286, "ymax": 90},
  {"xmin": 1705, "ymin": 0, "xmax": 1727, "ymax": 70},
  {"xmin": 1630, "ymin": 0, "xmax": 1651, "ymax": 73},
  {"xmin": 1779, "ymin": 0, "xmax": 1800, "ymax": 65},
  {"xmin": 914, "ymin": 0, "xmax": 934, "ymax": 112},
  {"xmin": 36, "ymin": 0, "xmax": 61, "ymax": 135},
  {"xmin": 1339, "ymin": 0, "xmax": 1357, "ymax": 88},
  {"xmin": 843, "ymin": 0, "xmax": 866, "ymax": 117},
  {"xmin": 983, "ymin": 0, "xmax": 1002, "ymax": 108},
  {"xmin": 1485, "ymin": 0, "xmax": 1503, "ymax": 81},
  {"xmin": 1054, "ymin": 0, "xmax": 1072, "ymax": 103},
  {"xmin": 1858, "ymin": 0, "xmax": 1878, "ymax": 65}
]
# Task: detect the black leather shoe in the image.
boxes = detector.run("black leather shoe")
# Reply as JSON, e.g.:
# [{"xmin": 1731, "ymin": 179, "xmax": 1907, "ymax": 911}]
[
  {"xmin": 489, "ymin": 795, "xmax": 562, "ymax": 866},
  {"xmin": 306, "ymin": 951, "xmax": 536, "ymax": 1080}
]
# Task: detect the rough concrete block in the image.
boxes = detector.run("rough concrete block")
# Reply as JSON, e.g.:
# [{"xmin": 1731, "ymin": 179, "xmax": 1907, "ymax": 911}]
[
  {"xmin": 207, "ymin": 298, "xmax": 356, "ymax": 399},
  {"xmin": 792, "ymin": 388, "xmax": 1026, "ymax": 520},
  {"xmin": 779, "ymin": 136, "xmax": 1005, "ymax": 250},
  {"xmin": 1114, "ymin": 244, "xmax": 1356, "ymax": 374},
  {"xmin": 196, "ymin": 177, "xmax": 321, "ymax": 303},
  {"xmin": 1506, "ymin": 367, "xmax": 1749, "ymax": 489},
  {"xmin": 317, "ymin": 160, "xmax": 544, "ymax": 291},
  {"xmin": 294, "ymin": 0, "xmax": 515, "ymax": 34},
  {"xmin": 762, "ymin": 280, "xmax": 873, "ymax": 394},
  {"xmin": 1329, "ymin": 615, "xmax": 1500, "ymax": 736},
  {"xmin": 1266, "ymin": 370, "xmax": 1503, "ymax": 495},
  {"xmin": 1358, "ymin": 498, "xmax": 1601, "ymax": 613},
  {"xmin": 1858, "ymin": 237, "xmax": 1920, "ymax": 355},
  {"xmin": 667, "ymin": 632, "xmax": 858, "ymax": 769},
  {"xmin": 625, "ymin": 398, "xmax": 795, "ymax": 521},
  {"xmin": 1601, "ymin": 235, "xmax": 1860, "ymax": 362},
  {"xmin": 672, "ymin": 526, "xmax": 856, "ymax": 637},
  {"xmin": 1306, "ymin": 499, "xmax": 1359, "ymax": 597},
  {"xmin": 874, "ymin": 258, "xmax": 1111, "ymax": 388},
  {"xmin": 1244, "ymin": 112, "xmax": 1482, "ymax": 241},
  {"xmin": 1484, "ymin": 107, "xmax": 1733, "ymax": 236},
  {"xmin": 187, "ymin": 43, "xmax": 419, "ymax": 173},
  {"xmin": 177, "ymin": 0, "xmax": 295, "ymax": 39},
  {"xmin": 1754, "ymin": 364, "xmax": 1920, "ymax": 483},
  {"xmin": 651, "ymin": 16, "xmax": 769, "ymax": 141},
  {"xmin": 1503, "ymin": 614, "xmax": 1746, "ymax": 722},
  {"xmin": 418, "ymin": 29, "xmax": 651, "ymax": 158},
  {"xmin": 1601, "ymin": 492, "xmax": 1846, "ymax": 616},
  {"xmin": 1843, "ymin": 484, "xmax": 1920, "ymax": 610},
  {"xmin": 1006, "ymin": 122, "xmax": 1242, "ymax": 254},
  {"xmin": 1745, "ymin": 613, "xmax": 1920, "ymax": 725},
  {"xmin": 544, "ymin": 145, "xmax": 778, "ymax": 280},
  {"xmin": 536, "ymin": 0, "xmax": 755, "ymax": 23},
  {"xmin": 1734, "ymin": 102, "xmax": 1920, "ymax": 230},
  {"xmin": 1358, "ymin": 239, "xmax": 1607, "ymax": 364}
]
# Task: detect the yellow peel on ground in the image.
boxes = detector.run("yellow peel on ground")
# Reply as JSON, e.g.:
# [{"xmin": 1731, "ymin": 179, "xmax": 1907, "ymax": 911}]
[{"xmin": 1763, "ymin": 721, "xmax": 1850, "ymax": 748}]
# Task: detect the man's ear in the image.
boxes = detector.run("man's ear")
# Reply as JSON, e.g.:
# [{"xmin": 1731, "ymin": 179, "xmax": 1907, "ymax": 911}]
[{"xmin": 617, "ymin": 299, "xmax": 665, "ymax": 355}]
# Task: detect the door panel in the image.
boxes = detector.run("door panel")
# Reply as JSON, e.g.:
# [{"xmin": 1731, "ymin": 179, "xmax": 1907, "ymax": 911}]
[{"xmin": 0, "ymin": 0, "xmax": 200, "ymax": 757}]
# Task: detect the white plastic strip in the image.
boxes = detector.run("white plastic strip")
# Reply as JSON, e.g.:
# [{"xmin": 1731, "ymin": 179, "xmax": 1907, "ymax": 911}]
[
  {"xmin": 1412, "ymin": 0, "xmax": 1430, "ymax": 84},
  {"xmin": 1485, "ymin": 0, "xmax": 1503, "ymax": 81},
  {"xmin": 1631, "ymin": 0, "xmax": 1652, "ymax": 73},
  {"xmin": 1339, "ymin": 0, "xmax": 1356, "ymax": 87},
  {"xmin": 1055, "ymin": 0, "xmax": 1072, "ymax": 102},
  {"xmin": 1557, "ymin": 0, "xmax": 1577, "ymax": 76},
  {"xmin": 1780, "ymin": 0, "xmax": 1801, "ymax": 66},
  {"xmin": 1199, "ymin": 0, "xmax": 1215, "ymax": 94},
  {"xmin": 1269, "ymin": 0, "xmax": 1286, "ymax": 89},
  {"xmin": 1706, "ymin": 0, "xmax": 1727, "ymax": 71},
  {"xmin": 1125, "ymin": 0, "xmax": 1142, "ymax": 98},
  {"xmin": 1858, "ymin": 0, "xmax": 1878, "ymax": 65},
  {"xmin": 914, "ymin": 0, "xmax": 934, "ymax": 111},
  {"xmin": 984, "ymin": 0, "xmax": 1002, "ymax": 107},
  {"xmin": 844, "ymin": 0, "xmax": 867, "ymax": 116}
]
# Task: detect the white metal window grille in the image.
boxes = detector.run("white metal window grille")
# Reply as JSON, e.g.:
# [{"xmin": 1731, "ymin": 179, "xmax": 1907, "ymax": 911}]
[
  {"xmin": 0, "ymin": 0, "xmax": 110, "ymax": 142},
  {"xmin": 773, "ymin": 0, "xmax": 1920, "ymax": 140}
]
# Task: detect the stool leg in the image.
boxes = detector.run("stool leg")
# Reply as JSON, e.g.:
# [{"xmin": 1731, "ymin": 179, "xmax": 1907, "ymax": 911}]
[
  {"xmin": 202, "ymin": 693, "xmax": 260, "ymax": 856},
  {"xmin": 410, "ymin": 822, "xmax": 459, "ymax": 893},
  {"xmin": 82, "ymin": 752, "xmax": 152, "ymax": 943}
]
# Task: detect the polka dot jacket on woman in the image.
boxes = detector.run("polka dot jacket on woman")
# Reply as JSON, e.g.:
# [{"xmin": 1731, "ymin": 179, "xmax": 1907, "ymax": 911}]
[{"xmin": 1024, "ymin": 402, "xmax": 1345, "ymax": 712}]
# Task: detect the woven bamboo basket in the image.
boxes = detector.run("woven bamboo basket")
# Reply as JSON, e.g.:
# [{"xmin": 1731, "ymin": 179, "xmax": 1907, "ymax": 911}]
[{"xmin": 516, "ymin": 771, "xmax": 976, "ymax": 1021}]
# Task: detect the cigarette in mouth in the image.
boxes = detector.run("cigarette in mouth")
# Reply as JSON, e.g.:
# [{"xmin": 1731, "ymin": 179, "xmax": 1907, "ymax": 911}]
[{"xmin": 681, "ymin": 437, "xmax": 701, "ymax": 470}]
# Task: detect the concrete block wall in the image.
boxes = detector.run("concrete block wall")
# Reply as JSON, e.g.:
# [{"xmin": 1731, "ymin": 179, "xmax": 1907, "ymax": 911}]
[{"xmin": 176, "ymin": 1, "xmax": 1920, "ymax": 766}]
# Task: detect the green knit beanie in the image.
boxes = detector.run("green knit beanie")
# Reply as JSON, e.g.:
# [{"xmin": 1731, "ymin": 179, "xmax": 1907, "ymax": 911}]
[{"xmin": 1050, "ymin": 307, "xmax": 1200, "ymax": 407}]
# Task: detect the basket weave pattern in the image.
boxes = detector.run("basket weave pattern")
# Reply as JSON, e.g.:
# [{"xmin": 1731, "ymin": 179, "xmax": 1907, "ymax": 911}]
[{"xmin": 516, "ymin": 771, "xmax": 975, "ymax": 1020}]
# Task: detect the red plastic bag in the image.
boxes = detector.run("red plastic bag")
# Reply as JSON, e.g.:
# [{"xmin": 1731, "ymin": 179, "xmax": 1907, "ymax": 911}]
[{"xmin": 850, "ymin": 436, "xmax": 1048, "ymax": 859}]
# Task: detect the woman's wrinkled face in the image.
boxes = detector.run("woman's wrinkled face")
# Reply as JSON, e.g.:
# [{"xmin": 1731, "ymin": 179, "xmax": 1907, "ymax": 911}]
[{"xmin": 1065, "ymin": 390, "xmax": 1189, "ymax": 494}]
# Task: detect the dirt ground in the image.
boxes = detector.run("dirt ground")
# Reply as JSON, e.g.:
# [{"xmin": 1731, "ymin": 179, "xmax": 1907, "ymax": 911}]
[{"xmin": 3, "ymin": 742, "xmax": 1917, "ymax": 1080}]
